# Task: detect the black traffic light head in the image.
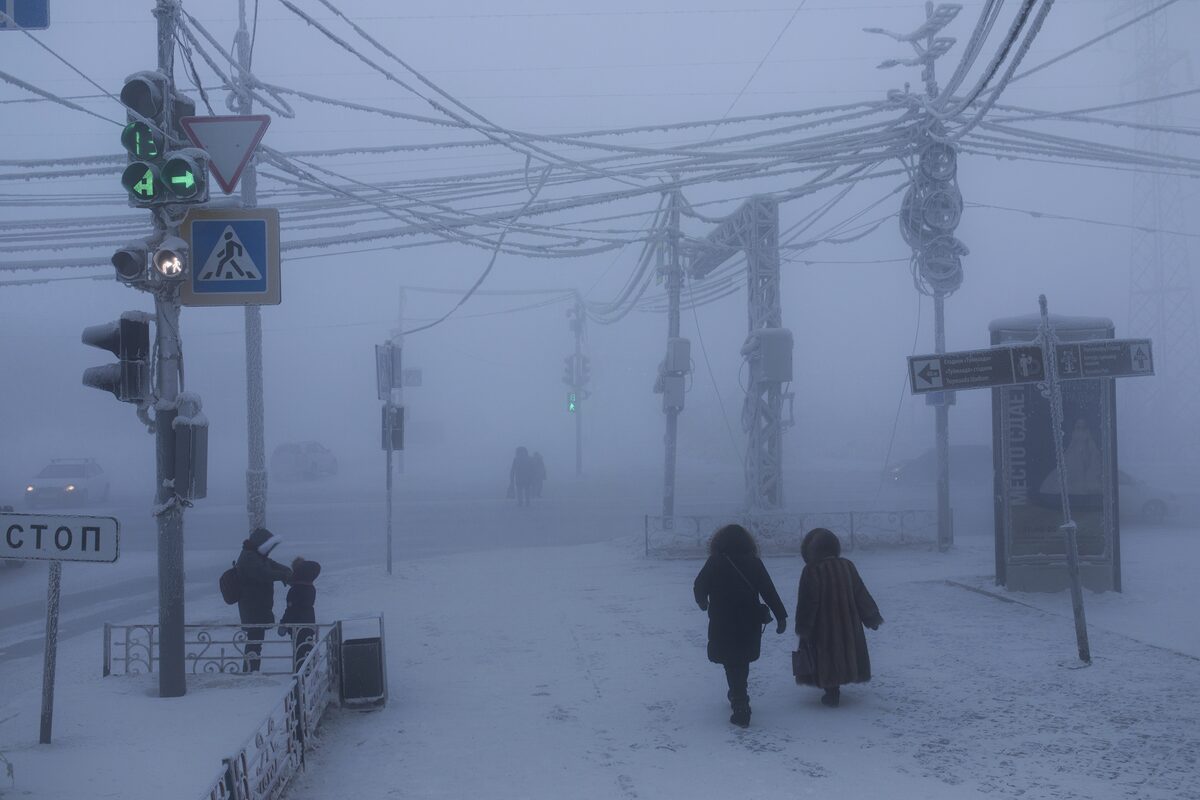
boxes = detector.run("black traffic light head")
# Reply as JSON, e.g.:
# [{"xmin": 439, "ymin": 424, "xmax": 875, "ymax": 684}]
[
  {"xmin": 160, "ymin": 147, "xmax": 208, "ymax": 203},
  {"xmin": 112, "ymin": 243, "xmax": 149, "ymax": 283},
  {"xmin": 81, "ymin": 314, "xmax": 150, "ymax": 360},
  {"xmin": 120, "ymin": 71, "xmax": 167, "ymax": 122},
  {"xmin": 81, "ymin": 314, "xmax": 151, "ymax": 403}
]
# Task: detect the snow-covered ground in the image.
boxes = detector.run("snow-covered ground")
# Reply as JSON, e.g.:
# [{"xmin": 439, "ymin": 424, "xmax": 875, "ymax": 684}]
[{"xmin": 2, "ymin": 524, "xmax": 1198, "ymax": 799}]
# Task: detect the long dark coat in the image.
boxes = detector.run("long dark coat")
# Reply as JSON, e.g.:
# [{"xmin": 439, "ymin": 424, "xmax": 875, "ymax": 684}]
[
  {"xmin": 794, "ymin": 532, "xmax": 883, "ymax": 688},
  {"xmin": 236, "ymin": 538, "xmax": 292, "ymax": 625},
  {"xmin": 694, "ymin": 553, "xmax": 788, "ymax": 665}
]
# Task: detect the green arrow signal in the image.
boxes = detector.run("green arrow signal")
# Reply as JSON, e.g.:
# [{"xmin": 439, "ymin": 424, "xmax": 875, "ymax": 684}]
[
  {"xmin": 134, "ymin": 169, "xmax": 155, "ymax": 197},
  {"xmin": 170, "ymin": 170, "xmax": 195, "ymax": 189}
]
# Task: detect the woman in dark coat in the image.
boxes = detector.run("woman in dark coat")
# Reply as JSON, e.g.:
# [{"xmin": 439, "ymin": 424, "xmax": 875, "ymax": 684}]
[
  {"xmin": 794, "ymin": 527, "xmax": 883, "ymax": 707},
  {"xmin": 235, "ymin": 527, "xmax": 292, "ymax": 672},
  {"xmin": 694, "ymin": 524, "xmax": 788, "ymax": 728}
]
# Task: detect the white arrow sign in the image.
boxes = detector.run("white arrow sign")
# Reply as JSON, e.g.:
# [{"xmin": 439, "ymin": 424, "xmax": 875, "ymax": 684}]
[{"xmin": 179, "ymin": 114, "xmax": 271, "ymax": 194}]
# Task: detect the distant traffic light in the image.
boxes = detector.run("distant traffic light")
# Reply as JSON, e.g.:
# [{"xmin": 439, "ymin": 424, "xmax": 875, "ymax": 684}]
[
  {"xmin": 562, "ymin": 355, "xmax": 576, "ymax": 386},
  {"xmin": 579, "ymin": 355, "xmax": 591, "ymax": 386},
  {"xmin": 567, "ymin": 392, "xmax": 578, "ymax": 413},
  {"xmin": 81, "ymin": 313, "xmax": 151, "ymax": 403},
  {"xmin": 119, "ymin": 71, "xmax": 208, "ymax": 207}
]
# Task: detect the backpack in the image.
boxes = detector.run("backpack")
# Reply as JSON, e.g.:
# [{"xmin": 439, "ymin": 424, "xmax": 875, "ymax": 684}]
[{"xmin": 219, "ymin": 561, "xmax": 240, "ymax": 605}]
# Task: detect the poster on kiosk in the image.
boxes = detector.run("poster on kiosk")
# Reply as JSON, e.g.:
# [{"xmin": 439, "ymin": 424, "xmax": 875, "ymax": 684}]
[{"xmin": 990, "ymin": 314, "xmax": 1121, "ymax": 593}]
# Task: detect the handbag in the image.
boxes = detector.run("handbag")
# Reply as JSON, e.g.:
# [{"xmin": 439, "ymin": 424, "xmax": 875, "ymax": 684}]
[
  {"xmin": 724, "ymin": 555, "xmax": 773, "ymax": 625},
  {"xmin": 792, "ymin": 639, "xmax": 816, "ymax": 684}
]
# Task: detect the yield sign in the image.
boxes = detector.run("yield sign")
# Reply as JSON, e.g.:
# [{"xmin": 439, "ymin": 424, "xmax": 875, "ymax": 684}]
[{"xmin": 178, "ymin": 114, "xmax": 271, "ymax": 194}]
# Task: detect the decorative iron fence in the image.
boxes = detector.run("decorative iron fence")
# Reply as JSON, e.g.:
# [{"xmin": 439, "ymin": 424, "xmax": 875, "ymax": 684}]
[
  {"xmin": 644, "ymin": 509, "xmax": 939, "ymax": 558},
  {"xmin": 104, "ymin": 622, "xmax": 340, "ymax": 676},
  {"xmin": 192, "ymin": 624, "xmax": 345, "ymax": 800}
]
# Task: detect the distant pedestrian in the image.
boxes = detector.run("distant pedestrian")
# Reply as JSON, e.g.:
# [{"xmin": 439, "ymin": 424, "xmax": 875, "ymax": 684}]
[
  {"xmin": 693, "ymin": 524, "xmax": 788, "ymax": 728},
  {"xmin": 531, "ymin": 452, "xmax": 547, "ymax": 498},
  {"xmin": 235, "ymin": 527, "xmax": 292, "ymax": 673},
  {"xmin": 509, "ymin": 446, "xmax": 535, "ymax": 507},
  {"xmin": 279, "ymin": 557, "xmax": 321, "ymax": 672},
  {"xmin": 793, "ymin": 528, "xmax": 883, "ymax": 707}
]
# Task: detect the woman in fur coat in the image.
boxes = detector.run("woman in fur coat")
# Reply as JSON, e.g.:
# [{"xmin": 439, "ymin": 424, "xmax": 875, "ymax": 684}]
[{"xmin": 794, "ymin": 527, "xmax": 883, "ymax": 707}]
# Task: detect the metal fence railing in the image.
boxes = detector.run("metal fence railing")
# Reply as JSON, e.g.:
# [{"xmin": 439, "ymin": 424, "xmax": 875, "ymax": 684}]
[
  {"xmin": 193, "ymin": 624, "xmax": 345, "ymax": 800},
  {"xmin": 644, "ymin": 509, "xmax": 939, "ymax": 558},
  {"xmin": 103, "ymin": 622, "xmax": 340, "ymax": 676},
  {"xmin": 103, "ymin": 617, "xmax": 373, "ymax": 800}
]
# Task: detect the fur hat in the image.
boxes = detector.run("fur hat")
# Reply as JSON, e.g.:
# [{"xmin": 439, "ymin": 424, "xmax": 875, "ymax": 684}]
[{"xmin": 247, "ymin": 527, "xmax": 281, "ymax": 556}]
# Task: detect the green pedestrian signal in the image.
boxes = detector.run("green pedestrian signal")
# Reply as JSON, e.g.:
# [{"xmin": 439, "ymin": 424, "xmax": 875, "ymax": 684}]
[
  {"xmin": 567, "ymin": 392, "xmax": 578, "ymax": 413},
  {"xmin": 122, "ymin": 162, "xmax": 162, "ymax": 202}
]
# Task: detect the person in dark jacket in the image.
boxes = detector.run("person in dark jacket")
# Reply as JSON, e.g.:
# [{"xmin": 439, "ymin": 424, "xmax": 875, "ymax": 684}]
[
  {"xmin": 693, "ymin": 524, "xmax": 788, "ymax": 728},
  {"xmin": 794, "ymin": 527, "xmax": 883, "ymax": 707},
  {"xmin": 279, "ymin": 557, "xmax": 321, "ymax": 672},
  {"xmin": 509, "ymin": 447, "xmax": 535, "ymax": 507},
  {"xmin": 236, "ymin": 527, "xmax": 292, "ymax": 673}
]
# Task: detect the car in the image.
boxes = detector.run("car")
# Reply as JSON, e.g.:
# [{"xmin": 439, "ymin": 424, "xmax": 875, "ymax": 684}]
[
  {"xmin": 1118, "ymin": 470, "xmax": 1175, "ymax": 524},
  {"xmin": 24, "ymin": 458, "xmax": 110, "ymax": 507},
  {"xmin": 271, "ymin": 442, "xmax": 338, "ymax": 481}
]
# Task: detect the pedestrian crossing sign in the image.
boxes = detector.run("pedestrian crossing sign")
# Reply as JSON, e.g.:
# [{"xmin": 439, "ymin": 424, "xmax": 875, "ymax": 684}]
[{"xmin": 180, "ymin": 207, "xmax": 281, "ymax": 306}]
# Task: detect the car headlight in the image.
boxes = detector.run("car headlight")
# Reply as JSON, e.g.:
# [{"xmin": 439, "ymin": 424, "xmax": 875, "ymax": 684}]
[
  {"xmin": 65, "ymin": 484, "xmax": 76, "ymax": 492},
  {"xmin": 26, "ymin": 485, "xmax": 34, "ymax": 492}
]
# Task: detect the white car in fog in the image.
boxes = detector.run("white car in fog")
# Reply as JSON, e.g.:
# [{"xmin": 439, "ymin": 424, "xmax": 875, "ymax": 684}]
[
  {"xmin": 25, "ymin": 458, "xmax": 110, "ymax": 507},
  {"xmin": 1118, "ymin": 470, "xmax": 1174, "ymax": 524}
]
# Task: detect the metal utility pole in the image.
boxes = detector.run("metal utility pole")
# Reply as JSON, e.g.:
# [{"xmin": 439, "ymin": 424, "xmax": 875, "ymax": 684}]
[
  {"xmin": 236, "ymin": 0, "xmax": 268, "ymax": 531},
  {"xmin": 1125, "ymin": 0, "xmax": 1200, "ymax": 462},
  {"xmin": 573, "ymin": 294, "xmax": 585, "ymax": 477},
  {"xmin": 883, "ymin": 2, "xmax": 966, "ymax": 551},
  {"xmin": 394, "ymin": 287, "xmax": 406, "ymax": 474},
  {"xmin": 152, "ymin": 0, "xmax": 186, "ymax": 698},
  {"xmin": 662, "ymin": 191, "xmax": 683, "ymax": 519}
]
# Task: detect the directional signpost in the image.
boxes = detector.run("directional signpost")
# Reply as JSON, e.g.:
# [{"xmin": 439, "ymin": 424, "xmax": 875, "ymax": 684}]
[
  {"xmin": 908, "ymin": 297, "xmax": 1154, "ymax": 665},
  {"xmin": 179, "ymin": 115, "xmax": 271, "ymax": 195},
  {"xmin": 180, "ymin": 207, "xmax": 281, "ymax": 307},
  {"xmin": 910, "ymin": 338, "xmax": 1153, "ymax": 394},
  {"xmin": 1, "ymin": 512, "xmax": 119, "ymax": 744}
]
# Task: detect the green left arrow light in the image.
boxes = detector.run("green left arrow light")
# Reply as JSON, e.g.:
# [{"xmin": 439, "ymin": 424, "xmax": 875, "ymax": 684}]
[{"xmin": 121, "ymin": 162, "xmax": 162, "ymax": 202}]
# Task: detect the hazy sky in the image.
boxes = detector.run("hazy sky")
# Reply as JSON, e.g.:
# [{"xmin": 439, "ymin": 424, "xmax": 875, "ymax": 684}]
[{"xmin": 2, "ymin": 0, "xmax": 1197, "ymax": 502}]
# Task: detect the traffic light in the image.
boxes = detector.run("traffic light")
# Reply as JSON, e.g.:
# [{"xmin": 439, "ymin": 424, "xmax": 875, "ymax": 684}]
[
  {"xmin": 579, "ymin": 355, "xmax": 591, "ymax": 386},
  {"xmin": 567, "ymin": 392, "xmax": 578, "ymax": 413},
  {"xmin": 111, "ymin": 242, "xmax": 149, "ymax": 283},
  {"xmin": 81, "ymin": 313, "xmax": 151, "ymax": 403},
  {"xmin": 562, "ymin": 355, "xmax": 576, "ymax": 386},
  {"xmin": 119, "ymin": 71, "xmax": 208, "ymax": 207},
  {"xmin": 153, "ymin": 236, "xmax": 188, "ymax": 279}
]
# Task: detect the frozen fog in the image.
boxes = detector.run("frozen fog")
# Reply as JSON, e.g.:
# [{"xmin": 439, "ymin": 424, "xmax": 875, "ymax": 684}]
[{"xmin": 1, "ymin": 1, "xmax": 1199, "ymax": 798}]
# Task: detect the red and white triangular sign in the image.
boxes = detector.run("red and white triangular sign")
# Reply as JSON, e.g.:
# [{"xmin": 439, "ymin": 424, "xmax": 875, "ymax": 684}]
[{"xmin": 179, "ymin": 115, "xmax": 271, "ymax": 195}]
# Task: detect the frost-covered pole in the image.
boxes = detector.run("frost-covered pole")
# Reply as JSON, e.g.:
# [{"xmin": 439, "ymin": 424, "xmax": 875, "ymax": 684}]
[
  {"xmin": 153, "ymin": 0, "xmax": 187, "ymax": 698},
  {"xmin": 237, "ymin": 0, "xmax": 268, "ymax": 531},
  {"xmin": 394, "ymin": 288, "xmax": 406, "ymax": 475},
  {"xmin": 1038, "ymin": 295, "xmax": 1092, "ymax": 664},
  {"xmin": 934, "ymin": 291, "xmax": 951, "ymax": 551},
  {"xmin": 574, "ymin": 294, "xmax": 585, "ymax": 477},
  {"xmin": 662, "ymin": 190, "xmax": 682, "ymax": 518},
  {"xmin": 38, "ymin": 560, "xmax": 61, "ymax": 743}
]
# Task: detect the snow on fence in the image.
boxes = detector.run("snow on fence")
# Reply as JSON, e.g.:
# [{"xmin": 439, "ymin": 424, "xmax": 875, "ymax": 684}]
[
  {"xmin": 103, "ymin": 619, "xmax": 361, "ymax": 800},
  {"xmin": 103, "ymin": 622, "xmax": 340, "ymax": 676},
  {"xmin": 644, "ymin": 509, "xmax": 939, "ymax": 558}
]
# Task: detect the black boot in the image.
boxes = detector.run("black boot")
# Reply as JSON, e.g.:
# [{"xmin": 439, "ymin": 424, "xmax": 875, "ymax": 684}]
[
  {"xmin": 730, "ymin": 700, "xmax": 751, "ymax": 727},
  {"xmin": 821, "ymin": 687, "xmax": 840, "ymax": 707}
]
